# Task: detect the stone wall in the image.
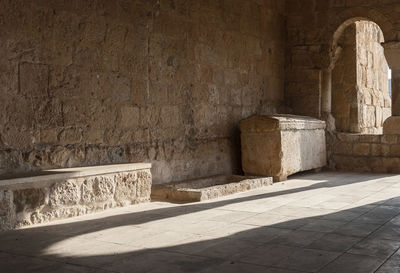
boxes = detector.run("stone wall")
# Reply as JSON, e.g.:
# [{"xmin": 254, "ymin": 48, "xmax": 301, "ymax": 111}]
[
  {"xmin": 0, "ymin": 0, "xmax": 286, "ymax": 184},
  {"xmin": 285, "ymin": 0, "xmax": 400, "ymax": 119},
  {"xmin": 332, "ymin": 21, "xmax": 391, "ymax": 134},
  {"xmin": 332, "ymin": 24, "xmax": 358, "ymax": 132},
  {"xmin": 330, "ymin": 132, "xmax": 400, "ymax": 173},
  {"xmin": 0, "ymin": 168, "xmax": 152, "ymax": 230},
  {"xmin": 356, "ymin": 21, "xmax": 391, "ymax": 134}
]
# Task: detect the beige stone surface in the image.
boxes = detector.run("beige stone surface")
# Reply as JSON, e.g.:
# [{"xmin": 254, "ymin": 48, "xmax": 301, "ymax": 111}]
[
  {"xmin": 0, "ymin": 164, "xmax": 152, "ymax": 230},
  {"xmin": 152, "ymin": 175, "xmax": 273, "ymax": 202},
  {"xmin": 330, "ymin": 131, "xmax": 400, "ymax": 173},
  {"xmin": 285, "ymin": 2, "xmax": 399, "ymax": 121},
  {"xmin": 332, "ymin": 21, "xmax": 390, "ymax": 134},
  {"xmin": 383, "ymin": 116, "xmax": 400, "ymax": 134},
  {"xmin": 0, "ymin": 190, "xmax": 14, "ymax": 230},
  {"xmin": 240, "ymin": 115, "xmax": 326, "ymax": 181},
  {"xmin": 0, "ymin": 0, "xmax": 286, "ymax": 185}
]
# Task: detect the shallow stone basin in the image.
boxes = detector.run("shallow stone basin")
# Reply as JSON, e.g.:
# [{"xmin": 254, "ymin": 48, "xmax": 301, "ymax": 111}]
[{"xmin": 151, "ymin": 175, "xmax": 273, "ymax": 202}]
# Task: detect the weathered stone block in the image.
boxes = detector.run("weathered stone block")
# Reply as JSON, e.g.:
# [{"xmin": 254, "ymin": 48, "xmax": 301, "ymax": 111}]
[
  {"xmin": 349, "ymin": 157, "xmax": 370, "ymax": 172},
  {"xmin": 370, "ymin": 143, "xmax": 389, "ymax": 156},
  {"xmin": 381, "ymin": 135, "xmax": 398, "ymax": 144},
  {"xmin": 383, "ymin": 117, "xmax": 400, "ymax": 135},
  {"xmin": 33, "ymin": 98, "xmax": 64, "ymax": 129},
  {"xmin": 13, "ymin": 188, "xmax": 47, "ymax": 214},
  {"xmin": 334, "ymin": 142, "xmax": 353, "ymax": 155},
  {"xmin": 152, "ymin": 175, "xmax": 273, "ymax": 202},
  {"xmin": 81, "ymin": 176, "xmax": 115, "ymax": 203},
  {"xmin": 120, "ymin": 106, "xmax": 140, "ymax": 128},
  {"xmin": 0, "ymin": 163, "xmax": 152, "ymax": 230},
  {"xmin": 19, "ymin": 63, "xmax": 49, "ymax": 98},
  {"xmin": 390, "ymin": 145, "xmax": 400, "ymax": 157},
  {"xmin": 359, "ymin": 135, "xmax": 380, "ymax": 143},
  {"xmin": 136, "ymin": 170, "xmax": 152, "ymax": 202},
  {"xmin": 114, "ymin": 172, "xmax": 137, "ymax": 206},
  {"xmin": 0, "ymin": 190, "xmax": 14, "ymax": 230},
  {"xmin": 381, "ymin": 144, "xmax": 391, "ymax": 156},
  {"xmin": 49, "ymin": 180, "xmax": 80, "ymax": 208},
  {"xmin": 58, "ymin": 128, "xmax": 83, "ymax": 145},
  {"xmin": 353, "ymin": 143, "xmax": 370, "ymax": 156},
  {"xmin": 160, "ymin": 106, "xmax": 181, "ymax": 128},
  {"xmin": 336, "ymin": 133, "xmax": 360, "ymax": 143},
  {"xmin": 383, "ymin": 158, "xmax": 400, "ymax": 173},
  {"xmin": 240, "ymin": 115, "xmax": 326, "ymax": 181},
  {"xmin": 368, "ymin": 157, "xmax": 384, "ymax": 170}
]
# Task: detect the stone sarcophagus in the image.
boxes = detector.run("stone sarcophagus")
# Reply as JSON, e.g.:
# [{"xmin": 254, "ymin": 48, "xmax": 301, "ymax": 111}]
[{"xmin": 239, "ymin": 115, "xmax": 326, "ymax": 181}]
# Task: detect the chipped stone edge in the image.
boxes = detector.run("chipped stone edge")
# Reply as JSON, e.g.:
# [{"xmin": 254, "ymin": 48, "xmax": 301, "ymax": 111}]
[
  {"xmin": 151, "ymin": 176, "xmax": 273, "ymax": 202},
  {"xmin": 0, "ymin": 163, "xmax": 151, "ymax": 190}
]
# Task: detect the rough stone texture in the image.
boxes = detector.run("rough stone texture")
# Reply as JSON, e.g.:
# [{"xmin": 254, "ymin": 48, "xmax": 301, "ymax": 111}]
[
  {"xmin": 356, "ymin": 21, "xmax": 391, "ymax": 134},
  {"xmin": 285, "ymin": 1, "xmax": 399, "ymax": 119},
  {"xmin": 49, "ymin": 180, "xmax": 80, "ymax": 208},
  {"xmin": 383, "ymin": 116, "xmax": 400, "ymax": 134},
  {"xmin": 239, "ymin": 115, "xmax": 326, "ymax": 181},
  {"xmin": 0, "ymin": 165, "xmax": 152, "ymax": 231},
  {"xmin": 136, "ymin": 170, "xmax": 152, "ymax": 203},
  {"xmin": 328, "ymin": 21, "xmax": 390, "ymax": 135},
  {"xmin": 0, "ymin": 190, "xmax": 14, "ymax": 230},
  {"xmin": 330, "ymin": 132, "xmax": 400, "ymax": 173},
  {"xmin": 151, "ymin": 175, "xmax": 273, "ymax": 202},
  {"xmin": 332, "ymin": 24, "xmax": 358, "ymax": 133},
  {"xmin": 81, "ymin": 176, "xmax": 115, "ymax": 204},
  {"xmin": 332, "ymin": 21, "xmax": 390, "ymax": 134},
  {"xmin": 0, "ymin": 0, "xmax": 286, "ymax": 184},
  {"xmin": 114, "ymin": 172, "xmax": 137, "ymax": 206}
]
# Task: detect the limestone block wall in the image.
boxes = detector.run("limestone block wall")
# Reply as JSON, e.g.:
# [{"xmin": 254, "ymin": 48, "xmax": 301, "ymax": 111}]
[
  {"xmin": 332, "ymin": 24, "xmax": 358, "ymax": 132},
  {"xmin": 0, "ymin": 0, "xmax": 286, "ymax": 184},
  {"xmin": 330, "ymin": 133, "xmax": 400, "ymax": 173},
  {"xmin": 285, "ymin": 0, "xmax": 400, "ymax": 119},
  {"xmin": 356, "ymin": 21, "xmax": 391, "ymax": 134},
  {"xmin": 332, "ymin": 21, "xmax": 391, "ymax": 134}
]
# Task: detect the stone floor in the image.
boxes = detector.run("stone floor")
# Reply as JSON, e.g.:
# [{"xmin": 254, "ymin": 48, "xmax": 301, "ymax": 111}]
[{"xmin": 1, "ymin": 171, "xmax": 400, "ymax": 273}]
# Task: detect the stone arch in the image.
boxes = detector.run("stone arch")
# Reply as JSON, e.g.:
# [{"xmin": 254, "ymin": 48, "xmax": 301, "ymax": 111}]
[
  {"xmin": 332, "ymin": 21, "xmax": 390, "ymax": 134},
  {"xmin": 320, "ymin": 7, "xmax": 396, "ymax": 131},
  {"xmin": 328, "ymin": 7, "xmax": 396, "ymax": 54}
]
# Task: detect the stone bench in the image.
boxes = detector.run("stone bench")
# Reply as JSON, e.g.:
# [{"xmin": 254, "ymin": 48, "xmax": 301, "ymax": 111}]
[
  {"xmin": 239, "ymin": 114, "xmax": 327, "ymax": 181},
  {"xmin": 0, "ymin": 163, "xmax": 152, "ymax": 231}
]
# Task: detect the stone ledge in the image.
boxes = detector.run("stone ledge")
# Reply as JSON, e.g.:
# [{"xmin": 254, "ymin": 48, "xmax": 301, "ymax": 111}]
[
  {"xmin": 239, "ymin": 114, "xmax": 326, "ymax": 133},
  {"xmin": 0, "ymin": 163, "xmax": 152, "ymax": 231},
  {"xmin": 152, "ymin": 175, "xmax": 273, "ymax": 202},
  {"xmin": 0, "ymin": 163, "xmax": 151, "ymax": 190}
]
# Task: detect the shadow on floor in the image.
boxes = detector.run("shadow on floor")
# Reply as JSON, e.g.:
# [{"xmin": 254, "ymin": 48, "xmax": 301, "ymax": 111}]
[{"xmin": 1, "ymin": 172, "xmax": 400, "ymax": 273}]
